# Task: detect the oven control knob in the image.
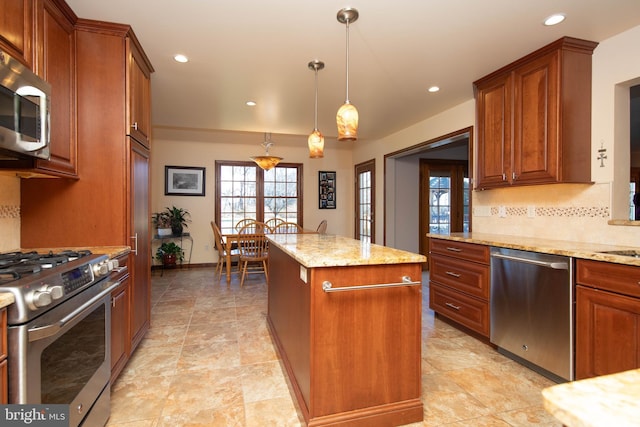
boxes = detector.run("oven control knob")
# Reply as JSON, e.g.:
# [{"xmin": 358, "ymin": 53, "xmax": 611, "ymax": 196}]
[
  {"xmin": 30, "ymin": 290, "xmax": 53, "ymax": 308},
  {"xmin": 47, "ymin": 285, "xmax": 64, "ymax": 300},
  {"xmin": 93, "ymin": 261, "xmax": 110, "ymax": 277}
]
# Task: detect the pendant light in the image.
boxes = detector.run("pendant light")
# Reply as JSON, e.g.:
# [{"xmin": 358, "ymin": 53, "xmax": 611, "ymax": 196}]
[
  {"xmin": 336, "ymin": 7, "xmax": 359, "ymax": 141},
  {"xmin": 250, "ymin": 132, "xmax": 283, "ymax": 171},
  {"xmin": 308, "ymin": 60, "xmax": 325, "ymax": 158}
]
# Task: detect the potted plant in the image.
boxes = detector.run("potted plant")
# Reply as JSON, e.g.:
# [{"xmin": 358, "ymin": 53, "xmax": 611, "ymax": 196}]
[
  {"xmin": 165, "ymin": 206, "xmax": 191, "ymax": 236},
  {"xmin": 155, "ymin": 242, "xmax": 184, "ymax": 267},
  {"xmin": 152, "ymin": 212, "xmax": 172, "ymax": 236}
]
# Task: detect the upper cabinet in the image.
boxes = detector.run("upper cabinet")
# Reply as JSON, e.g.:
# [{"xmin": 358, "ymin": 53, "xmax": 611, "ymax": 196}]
[
  {"xmin": 0, "ymin": 0, "xmax": 78, "ymax": 177},
  {"xmin": 127, "ymin": 37, "xmax": 152, "ymax": 148},
  {"xmin": 0, "ymin": 0, "xmax": 35, "ymax": 68},
  {"xmin": 474, "ymin": 37, "xmax": 598, "ymax": 190}
]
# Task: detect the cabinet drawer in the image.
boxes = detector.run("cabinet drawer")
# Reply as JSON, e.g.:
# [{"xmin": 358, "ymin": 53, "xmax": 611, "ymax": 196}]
[
  {"xmin": 429, "ymin": 254, "xmax": 489, "ymax": 299},
  {"xmin": 430, "ymin": 239, "xmax": 489, "ymax": 264},
  {"xmin": 576, "ymin": 259, "xmax": 640, "ymax": 299},
  {"xmin": 429, "ymin": 282, "xmax": 489, "ymax": 337}
]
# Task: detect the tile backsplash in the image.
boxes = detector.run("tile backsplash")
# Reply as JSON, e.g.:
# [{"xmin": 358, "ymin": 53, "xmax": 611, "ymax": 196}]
[{"xmin": 0, "ymin": 175, "xmax": 21, "ymax": 251}]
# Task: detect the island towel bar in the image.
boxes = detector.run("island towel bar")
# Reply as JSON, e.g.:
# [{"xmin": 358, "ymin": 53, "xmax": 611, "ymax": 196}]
[{"xmin": 322, "ymin": 276, "xmax": 420, "ymax": 292}]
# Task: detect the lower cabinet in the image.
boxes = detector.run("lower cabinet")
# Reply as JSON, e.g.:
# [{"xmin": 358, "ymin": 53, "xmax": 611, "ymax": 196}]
[
  {"xmin": 576, "ymin": 259, "xmax": 640, "ymax": 379},
  {"xmin": 110, "ymin": 254, "xmax": 131, "ymax": 383},
  {"xmin": 0, "ymin": 307, "xmax": 7, "ymax": 404},
  {"xmin": 428, "ymin": 239, "xmax": 490, "ymax": 337}
]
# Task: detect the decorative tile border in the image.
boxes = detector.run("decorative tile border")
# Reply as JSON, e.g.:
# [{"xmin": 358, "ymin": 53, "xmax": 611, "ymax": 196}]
[
  {"xmin": 488, "ymin": 206, "xmax": 610, "ymax": 218},
  {"xmin": 0, "ymin": 205, "xmax": 20, "ymax": 219}
]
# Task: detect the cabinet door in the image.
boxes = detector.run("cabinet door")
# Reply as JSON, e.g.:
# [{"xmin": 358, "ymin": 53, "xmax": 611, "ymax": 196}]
[
  {"xmin": 129, "ymin": 141, "xmax": 150, "ymax": 352},
  {"xmin": 475, "ymin": 73, "xmax": 511, "ymax": 189},
  {"xmin": 33, "ymin": 0, "xmax": 77, "ymax": 177},
  {"xmin": 0, "ymin": 0, "xmax": 34, "ymax": 68},
  {"xmin": 111, "ymin": 278, "xmax": 130, "ymax": 382},
  {"xmin": 576, "ymin": 285, "xmax": 640, "ymax": 380},
  {"xmin": 512, "ymin": 50, "xmax": 559, "ymax": 184},
  {"xmin": 127, "ymin": 39, "xmax": 152, "ymax": 147}
]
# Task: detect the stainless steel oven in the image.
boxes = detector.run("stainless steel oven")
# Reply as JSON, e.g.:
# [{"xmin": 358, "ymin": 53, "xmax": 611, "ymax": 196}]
[{"xmin": 0, "ymin": 251, "xmax": 122, "ymax": 427}]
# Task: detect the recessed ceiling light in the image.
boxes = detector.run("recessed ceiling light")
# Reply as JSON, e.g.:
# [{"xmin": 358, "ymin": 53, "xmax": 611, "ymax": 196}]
[
  {"xmin": 543, "ymin": 13, "xmax": 566, "ymax": 26},
  {"xmin": 246, "ymin": 101, "xmax": 257, "ymax": 106},
  {"xmin": 173, "ymin": 54, "xmax": 188, "ymax": 63},
  {"xmin": 428, "ymin": 86, "xmax": 440, "ymax": 93}
]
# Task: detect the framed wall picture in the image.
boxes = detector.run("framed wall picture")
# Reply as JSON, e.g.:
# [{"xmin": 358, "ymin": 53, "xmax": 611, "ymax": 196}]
[
  {"xmin": 319, "ymin": 171, "xmax": 336, "ymax": 209},
  {"xmin": 165, "ymin": 166, "xmax": 206, "ymax": 196}
]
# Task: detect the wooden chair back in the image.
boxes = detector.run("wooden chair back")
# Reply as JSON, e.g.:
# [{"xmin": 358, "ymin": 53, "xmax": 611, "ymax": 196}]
[{"xmin": 272, "ymin": 222, "xmax": 304, "ymax": 234}]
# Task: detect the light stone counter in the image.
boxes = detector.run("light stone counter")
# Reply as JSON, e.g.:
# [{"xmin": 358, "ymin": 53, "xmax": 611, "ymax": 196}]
[
  {"xmin": 22, "ymin": 246, "xmax": 131, "ymax": 259},
  {"xmin": 268, "ymin": 233, "xmax": 426, "ymax": 268},
  {"xmin": 427, "ymin": 232, "xmax": 640, "ymax": 267},
  {"xmin": 542, "ymin": 369, "xmax": 640, "ymax": 427}
]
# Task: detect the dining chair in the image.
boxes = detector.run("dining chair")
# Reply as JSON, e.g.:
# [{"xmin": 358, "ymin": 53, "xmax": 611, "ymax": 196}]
[
  {"xmin": 316, "ymin": 219, "xmax": 327, "ymax": 234},
  {"xmin": 211, "ymin": 221, "xmax": 239, "ymax": 282},
  {"xmin": 265, "ymin": 217, "xmax": 285, "ymax": 230},
  {"xmin": 237, "ymin": 224, "xmax": 269, "ymax": 286},
  {"xmin": 234, "ymin": 218, "xmax": 256, "ymax": 232},
  {"xmin": 238, "ymin": 220, "xmax": 272, "ymax": 234},
  {"xmin": 272, "ymin": 222, "xmax": 304, "ymax": 234}
]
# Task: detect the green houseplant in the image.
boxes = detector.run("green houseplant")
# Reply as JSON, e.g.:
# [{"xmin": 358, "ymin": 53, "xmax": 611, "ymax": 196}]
[
  {"xmin": 155, "ymin": 242, "xmax": 184, "ymax": 266},
  {"xmin": 165, "ymin": 206, "xmax": 191, "ymax": 236},
  {"xmin": 152, "ymin": 212, "xmax": 172, "ymax": 236}
]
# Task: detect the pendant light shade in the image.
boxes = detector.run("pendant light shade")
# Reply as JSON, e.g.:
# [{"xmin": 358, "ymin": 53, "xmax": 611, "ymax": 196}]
[
  {"xmin": 336, "ymin": 7, "xmax": 359, "ymax": 141},
  {"xmin": 250, "ymin": 132, "xmax": 283, "ymax": 171},
  {"xmin": 308, "ymin": 60, "xmax": 325, "ymax": 158}
]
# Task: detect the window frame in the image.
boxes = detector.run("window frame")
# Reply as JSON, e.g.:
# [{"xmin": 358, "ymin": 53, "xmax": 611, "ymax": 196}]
[{"xmin": 215, "ymin": 160, "xmax": 304, "ymax": 233}]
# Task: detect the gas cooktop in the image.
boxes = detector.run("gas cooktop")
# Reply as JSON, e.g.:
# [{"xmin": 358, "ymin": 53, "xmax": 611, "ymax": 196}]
[{"xmin": 0, "ymin": 250, "xmax": 93, "ymax": 285}]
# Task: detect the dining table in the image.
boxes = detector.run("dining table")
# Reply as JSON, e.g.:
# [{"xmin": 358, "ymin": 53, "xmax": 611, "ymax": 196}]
[{"xmin": 221, "ymin": 228, "xmax": 317, "ymax": 284}]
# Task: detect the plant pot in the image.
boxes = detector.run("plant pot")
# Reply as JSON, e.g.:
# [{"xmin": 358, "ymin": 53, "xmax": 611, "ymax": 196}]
[
  {"xmin": 163, "ymin": 253, "xmax": 177, "ymax": 266},
  {"xmin": 157, "ymin": 228, "xmax": 172, "ymax": 236},
  {"xmin": 171, "ymin": 225, "xmax": 183, "ymax": 236}
]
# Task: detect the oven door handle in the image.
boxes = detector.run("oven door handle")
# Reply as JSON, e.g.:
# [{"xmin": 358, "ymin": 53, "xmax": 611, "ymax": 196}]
[{"xmin": 28, "ymin": 280, "xmax": 122, "ymax": 342}]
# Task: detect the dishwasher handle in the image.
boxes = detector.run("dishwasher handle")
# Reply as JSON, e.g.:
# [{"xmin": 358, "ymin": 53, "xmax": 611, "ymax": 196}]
[{"xmin": 490, "ymin": 252, "xmax": 568, "ymax": 270}]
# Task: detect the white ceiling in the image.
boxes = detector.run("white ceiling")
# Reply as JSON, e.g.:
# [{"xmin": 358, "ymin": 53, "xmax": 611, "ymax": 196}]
[{"xmin": 66, "ymin": 0, "xmax": 640, "ymax": 142}]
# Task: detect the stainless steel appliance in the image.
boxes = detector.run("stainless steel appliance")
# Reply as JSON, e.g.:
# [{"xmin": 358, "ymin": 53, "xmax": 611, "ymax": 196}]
[
  {"xmin": 0, "ymin": 250, "xmax": 122, "ymax": 427},
  {"xmin": 0, "ymin": 49, "xmax": 51, "ymax": 160},
  {"xmin": 490, "ymin": 247, "xmax": 573, "ymax": 382}
]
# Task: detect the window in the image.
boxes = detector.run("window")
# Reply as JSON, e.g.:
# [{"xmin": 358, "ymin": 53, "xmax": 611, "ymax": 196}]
[{"xmin": 215, "ymin": 161, "xmax": 303, "ymax": 233}]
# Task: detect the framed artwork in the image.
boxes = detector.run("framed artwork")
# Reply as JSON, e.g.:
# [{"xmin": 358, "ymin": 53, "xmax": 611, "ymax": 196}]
[
  {"xmin": 165, "ymin": 166, "xmax": 206, "ymax": 196},
  {"xmin": 319, "ymin": 171, "xmax": 336, "ymax": 209}
]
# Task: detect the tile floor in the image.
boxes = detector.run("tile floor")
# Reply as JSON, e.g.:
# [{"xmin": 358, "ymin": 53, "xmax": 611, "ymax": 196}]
[{"xmin": 106, "ymin": 267, "xmax": 562, "ymax": 427}]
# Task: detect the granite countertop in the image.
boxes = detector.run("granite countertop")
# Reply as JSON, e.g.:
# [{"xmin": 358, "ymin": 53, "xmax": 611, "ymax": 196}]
[
  {"xmin": 268, "ymin": 233, "xmax": 426, "ymax": 268},
  {"xmin": 542, "ymin": 369, "xmax": 640, "ymax": 427},
  {"xmin": 427, "ymin": 232, "xmax": 640, "ymax": 267},
  {"xmin": 0, "ymin": 293, "xmax": 15, "ymax": 309}
]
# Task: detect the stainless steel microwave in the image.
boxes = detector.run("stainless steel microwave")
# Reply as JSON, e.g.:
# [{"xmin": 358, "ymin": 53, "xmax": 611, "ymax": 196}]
[{"xmin": 0, "ymin": 50, "xmax": 51, "ymax": 160}]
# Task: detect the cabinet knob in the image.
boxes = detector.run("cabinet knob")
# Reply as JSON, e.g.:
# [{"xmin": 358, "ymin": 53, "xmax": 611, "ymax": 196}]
[{"xmin": 131, "ymin": 122, "xmax": 138, "ymax": 130}]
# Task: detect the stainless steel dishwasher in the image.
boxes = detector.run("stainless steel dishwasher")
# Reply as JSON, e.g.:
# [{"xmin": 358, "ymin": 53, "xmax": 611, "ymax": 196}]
[{"xmin": 490, "ymin": 247, "xmax": 573, "ymax": 382}]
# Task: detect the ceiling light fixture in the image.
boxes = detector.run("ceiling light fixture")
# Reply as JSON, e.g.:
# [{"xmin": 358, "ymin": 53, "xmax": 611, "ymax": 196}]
[
  {"xmin": 246, "ymin": 100, "xmax": 256, "ymax": 106},
  {"xmin": 336, "ymin": 7, "xmax": 359, "ymax": 141},
  {"xmin": 173, "ymin": 54, "xmax": 188, "ymax": 63},
  {"xmin": 428, "ymin": 86, "xmax": 440, "ymax": 93},
  {"xmin": 308, "ymin": 60, "xmax": 325, "ymax": 158},
  {"xmin": 250, "ymin": 132, "xmax": 283, "ymax": 171},
  {"xmin": 543, "ymin": 13, "xmax": 566, "ymax": 26}
]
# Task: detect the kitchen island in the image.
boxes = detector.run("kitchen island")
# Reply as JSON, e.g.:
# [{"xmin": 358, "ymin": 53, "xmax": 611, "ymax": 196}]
[{"xmin": 267, "ymin": 233, "xmax": 426, "ymax": 427}]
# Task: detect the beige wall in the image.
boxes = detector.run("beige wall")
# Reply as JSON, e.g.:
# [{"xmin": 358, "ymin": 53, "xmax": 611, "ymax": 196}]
[
  {"xmin": 151, "ymin": 128, "xmax": 353, "ymax": 265},
  {"xmin": 0, "ymin": 174, "xmax": 21, "ymax": 252}
]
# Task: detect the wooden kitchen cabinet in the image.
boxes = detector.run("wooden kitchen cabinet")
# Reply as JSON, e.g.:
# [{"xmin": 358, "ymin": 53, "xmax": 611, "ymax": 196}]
[
  {"xmin": 110, "ymin": 254, "xmax": 130, "ymax": 383},
  {"xmin": 474, "ymin": 37, "xmax": 598, "ymax": 189},
  {"xmin": 20, "ymin": 19, "xmax": 153, "ymax": 359},
  {"xmin": 0, "ymin": 0, "xmax": 35, "ymax": 68},
  {"xmin": 0, "ymin": 0, "xmax": 78, "ymax": 177},
  {"xmin": 0, "ymin": 308, "xmax": 7, "ymax": 404},
  {"xmin": 576, "ymin": 259, "xmax": 640, "ymax": 380},
  {"xmin": 127, "ymin": 39, "xmax": 152, "ymax": 148},
  {"xmin": 429, "ymin": 238, "xmax": 491, "ymax": 337}
]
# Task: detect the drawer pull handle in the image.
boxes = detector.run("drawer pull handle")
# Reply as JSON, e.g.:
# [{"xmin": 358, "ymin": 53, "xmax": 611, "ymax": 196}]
[
  {"xmin": 445, "ymin": 302, "xmax": 461, "ymax": 310},
  {"xmin": 445, "ymin": 271, "xmax": 461, "ymax": 278},
  {"xmin": 322, "ymin": 276, "xmax": 421, "ymax": 292},
  {"xmin": 446, "ymin": 247, "xmax": 462, "ymax": 252}
]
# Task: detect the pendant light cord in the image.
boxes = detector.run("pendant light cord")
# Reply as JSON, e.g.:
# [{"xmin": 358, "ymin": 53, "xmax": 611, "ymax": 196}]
[
  {"xmin": 345, "ymin": 19, "xmax": 350, "ymax": 103},
  {"xmin": 314, "ymin": 68, "xmax": 319, "ymax": 130}
]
